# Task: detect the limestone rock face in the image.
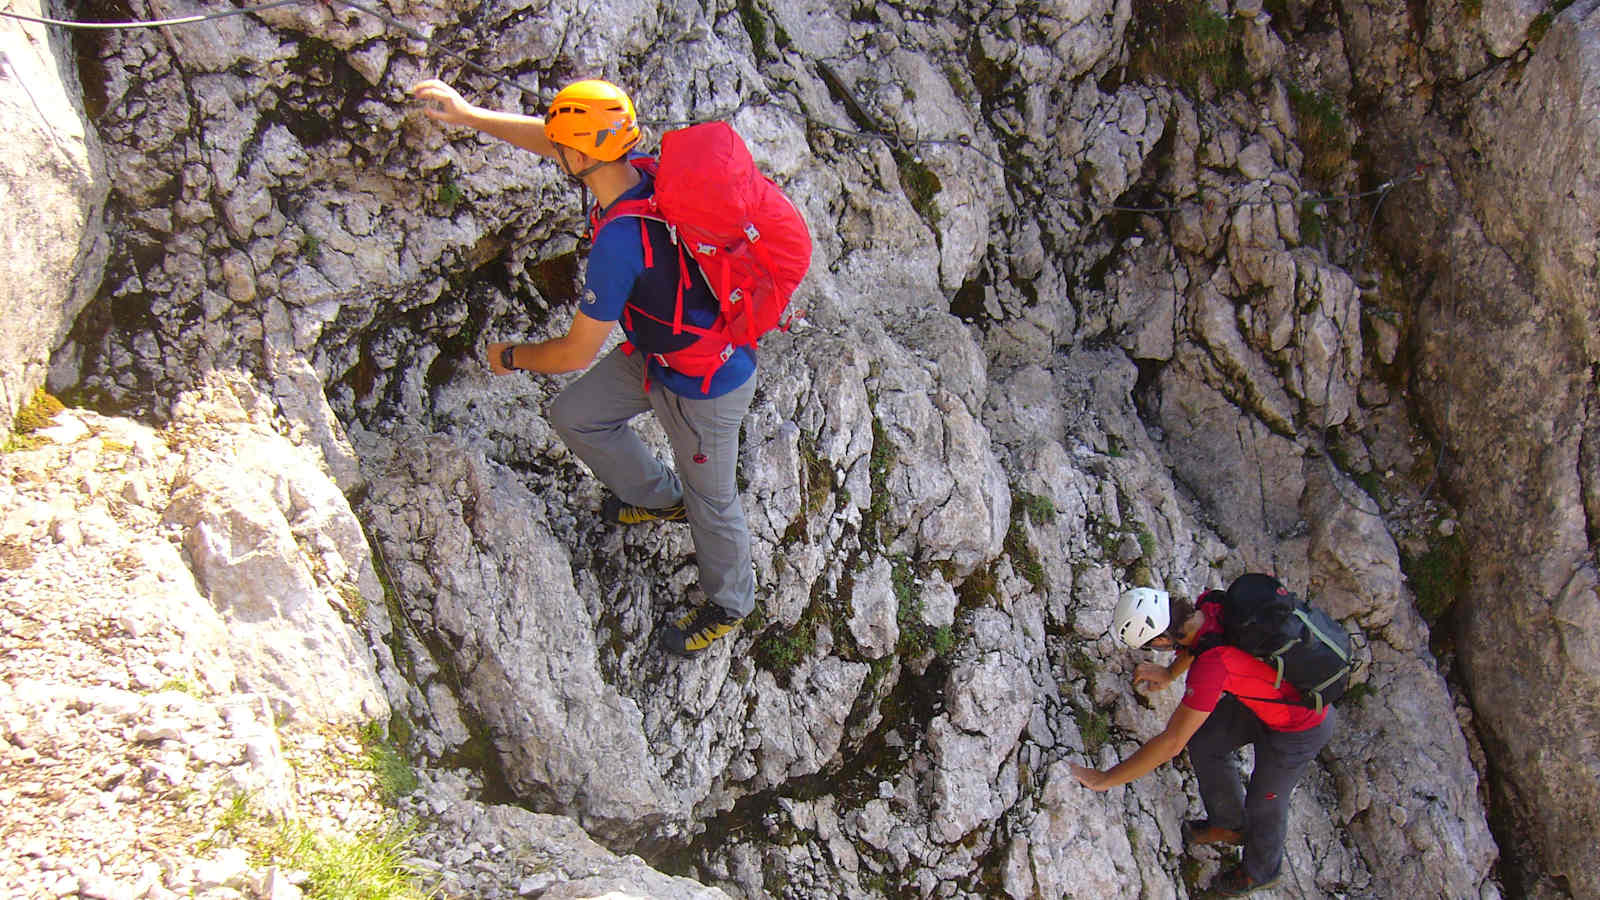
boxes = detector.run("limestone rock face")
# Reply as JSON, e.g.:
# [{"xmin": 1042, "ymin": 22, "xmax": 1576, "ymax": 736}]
[
  {"xmin": 0, "ymin": 2, "xmax": 109, "ymax": 423},
  {"xmin": 1346, "ymin": 4, "xmax": 1600, "ymax": 894},
  {"xmin": 141, "ymin": 380, "xmax": 384, "ymax": 726},
  {"xmin": 356, "ymin": 428, "xmax": 682, "ymax": 842},
  {"xmin": 25, "ymin": 0, "xmax": 1600, "ymax": 896}
]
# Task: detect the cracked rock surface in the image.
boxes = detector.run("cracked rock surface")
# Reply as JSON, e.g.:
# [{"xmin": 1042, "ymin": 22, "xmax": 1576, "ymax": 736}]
[{"xmin": 9, "ymin": 0, "xmax": 1600, "ymax": 897}]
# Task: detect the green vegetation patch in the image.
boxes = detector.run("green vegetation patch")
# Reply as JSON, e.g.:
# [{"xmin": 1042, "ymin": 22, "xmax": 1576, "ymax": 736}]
[
  {"xmin": 1068, "ymin": 646, "xmax": 1097, "ymax": 677},
  {"xmin": 895, "ymin": 153, "xmax": 943, "ymax": 229},
  {"xmin": 158, "ymin": 676, "xmax": 204, "ymax": 697},
  {"xmin": 338, "ymin": 582, "xmax": 368, "ymax": 620},
  {"xmin": 1401, "ymin": 530, "xmax": 1467, "ymax": 624},
  {"xmin": 359, "ymin": 721, "xmax": 419, "ymax": 806},
  {"xmin": 757, "ymin": 619, "xmax": 819, "ymax": 673},
  {"xmin": 1076, "ymin": 702, "xmax": 1112, "ymax": 754},
  {"xmin": 862, "ymin": 416, "xmax": 895, "ymax": 544},
  {"xmin": 955, "ymin": 563, "xmax": 1000, "ymax": 609},
  {"xmin": 894, "ymin": 558, "xmax": 958, "ymax": 658},
  {"xmin": 1528, "ymin": 2, "xmax": 1574, "ymax": 45},
  {"xmin": 799, "ymin": 434, "xmax": 834, "ymax": 518},
  {"xmin": 6, "ymin": 388, "xmax": 66, "ymax": 453},
  {"xmin": 1288, "ymin": 83, "xmax": 1351, "ymax": 183},
  {"xmin": 738, "ymin": 0, "xmax": 768, "ymax": 53},
  {"xmin": 201, "ymin": 790, "xmax": 433, "ymax": 900},
  {"xmin": 435, "ymin": 175, "xmax": 464, "ymax": 214},
  {"xmin": 1300, "ymin": 199, "xmax": 1326, "ymax": 245},
  {"xmin": 13, "ymin": 387, "xmax": 65, "ymax": 434},
  {"xmin": 1004, "ymin": 488, "xmax": 1056, "ymax": 594},
  {"xmin": 1341, "ymin": 681, "xmax": 1375, "ymax": 706},
  {"xmin": 267, "ymin": 823, "xmax": 434, "ymax": 900},
  {"xmin": 1130, "ymin": 2, "xmax": 1251, "ymax": 98},
  {"xmin": 1016, "ymin": 490, "xmax": 1056, "ymax": 526},
  {"xmin": 753, "ymin": 588, "xmax": 835, "ymax": 681}
]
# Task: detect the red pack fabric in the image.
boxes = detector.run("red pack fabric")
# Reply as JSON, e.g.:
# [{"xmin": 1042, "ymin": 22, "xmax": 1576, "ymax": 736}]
[{"xmin": 590, "ymin": 121, "xmax": 812, "ymax": 387}]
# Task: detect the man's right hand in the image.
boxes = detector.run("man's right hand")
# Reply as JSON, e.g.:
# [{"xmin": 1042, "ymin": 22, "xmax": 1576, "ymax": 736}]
[
  {"xmin": 411, "ymin": 79, "xmax": 478, "ymax": 127},
  {"xmin": 1133, "ymin": 662, "xmax": 1174, "ymax": 693}
]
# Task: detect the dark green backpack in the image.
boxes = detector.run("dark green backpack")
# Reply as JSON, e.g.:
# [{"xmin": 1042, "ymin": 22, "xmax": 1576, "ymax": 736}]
[{"xmin": 1213, "ymin": 574, "xmax": 1355, "ymax": 713}]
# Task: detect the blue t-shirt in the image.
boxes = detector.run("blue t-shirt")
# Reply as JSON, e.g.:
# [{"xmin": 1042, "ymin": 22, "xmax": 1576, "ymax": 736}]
[{"xmin": 579, "ymin": 167, "xmax": 756, "ymax": 399}]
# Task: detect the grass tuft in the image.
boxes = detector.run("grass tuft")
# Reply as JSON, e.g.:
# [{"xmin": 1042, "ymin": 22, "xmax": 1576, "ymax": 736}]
[
  {"xmin": 1288, "ymin": 83, "xmax": 1350, "ymax": 182},
  {"xmin": 269, "ymin": 823, "xmax": 434, "ymax": 900},
  {"xmin": 1130, "ymin": 2, "xmax": 1251, "ymax": 98},
  {"xmin": 359, "ymin": 721, "xmax": 419, "ymax": 806},
  {"xmin": 1005, "ymin": 489, "xmax": 1051, "ymax": 594},
  {"xmin": 1402, "ymin": 530, "xmax": 1466, "ymax": 624},
  {"xmin": 1077, "ymin": 704, "xmax": 1112, "ymax": 753},
  {"xmin": 7, "ymin": 388, "xmax": 66, "ymax": 452},
  {"xmin": 436, "ymin": 177, "xmax": 464, "ymax": 214}
]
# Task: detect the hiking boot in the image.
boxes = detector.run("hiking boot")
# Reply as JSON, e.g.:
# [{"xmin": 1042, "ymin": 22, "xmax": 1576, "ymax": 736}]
[
  {"xmin": 1184, "ymin": 819, "xmax": 1244, "ymax": 847},
  {"xmin": 1205, "ymin": 865, "xmax": 1280, "ymax": 897},
  {"xmin": 659, "ymin": 604, "xmax": 744, "ymax": 656},
  {"xmin": 603, "ymin": 494, "xmax": 687, "ymax": 526}
]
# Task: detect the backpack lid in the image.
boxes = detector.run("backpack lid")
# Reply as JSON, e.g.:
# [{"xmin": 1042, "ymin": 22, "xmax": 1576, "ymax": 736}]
[{"xmin": 1227, "ymin": 573, "xmax": 1288, "ymax": 609}]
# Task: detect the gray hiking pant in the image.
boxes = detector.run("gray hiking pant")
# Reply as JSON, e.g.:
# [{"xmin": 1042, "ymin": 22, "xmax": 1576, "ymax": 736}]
[
  {"xmin": 549, "ymin": 346, "xmax": 756, "ymax": 617},
  {"xmin": 1187, "ymin": 695, "xmax": 1337, "ymax": 883}
]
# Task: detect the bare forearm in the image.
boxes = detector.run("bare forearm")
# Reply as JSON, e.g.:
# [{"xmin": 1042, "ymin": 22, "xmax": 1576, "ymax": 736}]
[
  {"xmin": 506, "ymin": 339, "xmax": 589, "ymax": 374},
  {"xmin": 448, "ymin": 106, "xmax": 557, "ymax": 158},
  {"xmin": 1098, "ymin": 734, "xmax": 1183, "ymax": 789}
]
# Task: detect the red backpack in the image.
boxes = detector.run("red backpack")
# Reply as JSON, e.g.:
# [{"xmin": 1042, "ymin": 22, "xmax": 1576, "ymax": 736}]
[{"xmin": 588, "ymin": 121, "xmax": 813, "ymax": 390}]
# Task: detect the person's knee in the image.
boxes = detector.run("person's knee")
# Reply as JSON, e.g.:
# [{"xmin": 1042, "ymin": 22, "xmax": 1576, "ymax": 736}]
[{"xmin": 548, "ymin": 391, "xmax": 583, "ymax": 442}]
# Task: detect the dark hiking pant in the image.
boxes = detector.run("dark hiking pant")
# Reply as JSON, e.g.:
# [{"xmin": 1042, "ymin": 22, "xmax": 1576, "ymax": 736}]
[
  {"xmin": 1187, "ymin": 695, "xmax": 1337, "ymax": 883},
  {"xmin": 549, "ymin": 345, "xmax": 756, "ymax": 617}
]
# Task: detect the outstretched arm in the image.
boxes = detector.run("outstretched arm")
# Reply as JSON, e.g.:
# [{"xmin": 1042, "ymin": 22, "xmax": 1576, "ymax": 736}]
[
  {"xmin": 411, "ymin": 78, "xmax": 559, "ymax": 159},
  {"xmin": 1070, "ymin": 702, "xmax": 1210, "ymax": 791}
]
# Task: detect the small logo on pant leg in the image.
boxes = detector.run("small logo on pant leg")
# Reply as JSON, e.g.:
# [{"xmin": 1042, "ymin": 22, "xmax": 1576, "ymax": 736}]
[
  {"xmin": 693, "ymin": 453, "xmax": 707, "ymax": 464},
  {"xmin": 1265, "ymin": 792, "xmax": 1278, "ymax": 801}
]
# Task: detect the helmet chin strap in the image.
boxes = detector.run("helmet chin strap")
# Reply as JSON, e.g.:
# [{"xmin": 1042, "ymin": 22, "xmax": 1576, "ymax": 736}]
[{"xmin": 556, "ymin": 144, "xmax": 606, "ymax": 180}]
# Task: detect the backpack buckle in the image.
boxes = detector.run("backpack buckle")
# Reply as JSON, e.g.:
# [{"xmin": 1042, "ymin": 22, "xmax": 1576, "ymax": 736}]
[
  {"xmin": 719, "ymin": 344, "xmax": 733, "ymax": 362},
  {"xmin": 728, "ymin": 288, "xmax": 744, "ymax": 304},
  {"xmin": 653, "ymin": 353, "xmax": 672, "ymax": 369},
  {"xmin": 744, "ymin": 223, "xmax": 761, "ymax": 243},
  {"xmin": 695, "ymin": 243, "xmax": 716, "ymax": 256}
]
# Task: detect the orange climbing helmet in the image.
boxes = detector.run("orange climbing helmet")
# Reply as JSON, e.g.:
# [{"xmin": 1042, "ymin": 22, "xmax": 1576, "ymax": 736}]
[{"xmin": 544, "ymin": 79, "xmax": 641, "ymax": 162}]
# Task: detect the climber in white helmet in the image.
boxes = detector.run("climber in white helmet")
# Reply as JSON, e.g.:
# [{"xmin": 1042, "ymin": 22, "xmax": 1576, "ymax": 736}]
[{"xmin": 1076, "ymin": 581, "xmax": 1338, "ymax": 897}]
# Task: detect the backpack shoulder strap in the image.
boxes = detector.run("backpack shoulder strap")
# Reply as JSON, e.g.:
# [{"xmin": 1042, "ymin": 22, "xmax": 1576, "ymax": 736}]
[
  {"xmin": 587, "ymin": 156, "xmax": 667, "ymax": 236},
  {"xmin": 590, "ymin": 197, "xmax": 662, "ymax": 237}
]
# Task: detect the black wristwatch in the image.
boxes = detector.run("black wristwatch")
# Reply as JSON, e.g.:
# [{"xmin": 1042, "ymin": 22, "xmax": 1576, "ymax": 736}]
[{"xmin": 501, "ymin": 345, "xmax": 518, "ymax": 371}]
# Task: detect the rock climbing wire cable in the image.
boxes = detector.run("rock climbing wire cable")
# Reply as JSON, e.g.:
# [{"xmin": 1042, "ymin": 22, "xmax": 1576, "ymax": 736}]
[{"xmin": 0, "ymin": 0, "xmax": 301, "ymax": 29}]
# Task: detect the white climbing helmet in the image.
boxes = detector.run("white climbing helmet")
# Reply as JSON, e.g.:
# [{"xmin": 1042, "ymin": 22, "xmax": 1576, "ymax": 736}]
[{"xmin": 1114, "ymin": 587, "xmax": 1170, "ymax": 648}]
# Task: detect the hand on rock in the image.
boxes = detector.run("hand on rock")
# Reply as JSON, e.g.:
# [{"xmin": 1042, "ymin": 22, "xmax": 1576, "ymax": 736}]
[
  {"xmin": 412, "ymin": 79, "xmax": 477, "ymax": 126},
  {"xmin": 1070, "ymin": 762, "xmax": 1112, "ymax": 792},
  {"xmin": 1134, "ymin": 662, "xmax": 1173, "ymax": 693}
]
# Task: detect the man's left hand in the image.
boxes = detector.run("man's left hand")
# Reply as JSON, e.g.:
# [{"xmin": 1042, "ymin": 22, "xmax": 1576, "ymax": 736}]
[{"xmin": 487, "ymin": 341, "xmax": 518, "ymax": 375}]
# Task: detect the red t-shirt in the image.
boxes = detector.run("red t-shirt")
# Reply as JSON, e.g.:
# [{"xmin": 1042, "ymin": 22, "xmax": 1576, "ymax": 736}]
[{"xmin": 1180, "ymin": 600, "xmax": 1330, "ymax": 732}]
